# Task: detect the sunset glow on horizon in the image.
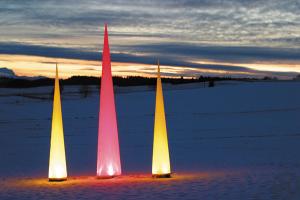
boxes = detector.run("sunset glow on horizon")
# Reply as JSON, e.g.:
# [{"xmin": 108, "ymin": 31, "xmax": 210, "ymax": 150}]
[{"xmin": 1, "ymin": 54, "xmax": 300, "ymax": 80}]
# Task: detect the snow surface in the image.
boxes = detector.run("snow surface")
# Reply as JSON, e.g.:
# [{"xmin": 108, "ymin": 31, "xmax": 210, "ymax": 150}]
[{"xmin": 0, "ymin": 81, "xmax": 300, "ymax": 199}]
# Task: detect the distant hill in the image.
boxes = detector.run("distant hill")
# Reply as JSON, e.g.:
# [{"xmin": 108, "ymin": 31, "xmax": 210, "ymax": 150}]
[
  {"xmin": 0, "ymin": 68, "xmax": 47, "ymax": 80},
  {"xmin": 0, "ymin": 68, "xmax": 17, "ymax": 78}
]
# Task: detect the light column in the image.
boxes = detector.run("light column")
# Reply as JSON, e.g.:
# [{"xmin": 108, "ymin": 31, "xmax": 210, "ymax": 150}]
[
  {"xmin": 152, "ymin": 61, "xmax": 171, "ymax": 178},
  {"xmin": 97, "ymin": 24, "xmax": 122, "ymax": 178},
  {"xmin": 48, "ymin": 64, "xmax": 67, "ymax": 181}
]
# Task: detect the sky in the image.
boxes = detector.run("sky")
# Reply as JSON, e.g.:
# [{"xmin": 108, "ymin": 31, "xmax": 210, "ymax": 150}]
[{"xmin": 0, "ymin": 0, "xmax": 300, "ymax": 79}]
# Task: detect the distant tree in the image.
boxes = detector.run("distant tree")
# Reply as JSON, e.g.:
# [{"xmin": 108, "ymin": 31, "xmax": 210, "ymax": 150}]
[
  {"xmin": 208, "ymin": 80, "xmax": 215, "ymax": 87},
  {"xmin": 80, "ymin": 84, "xmax": 91, "ymax": 98},
  {"xmin": 263, "ymin": 76, "xmax": 271, "ymax": 80},
  {"xmin": 293, "ymin": 74, "xmax": 300, "ymax": 80},
  {"xmin": 60, "ymin": 83, "xmax": 64, "ymax": 93},
  {"xmin": 263, "ymin": 76, "xmax": 278, "ymax": 81}
]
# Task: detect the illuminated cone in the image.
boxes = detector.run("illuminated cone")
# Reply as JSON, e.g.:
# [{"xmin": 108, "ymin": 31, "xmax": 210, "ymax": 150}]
[
  {"xmin": 48, "ymin": 64, "xmax": 67, "ymax": 181},
  {"xmin": 97, "ymin": 24, "xmax": 121, "ymax": 178},
  {"xmin": 152, "ymin": 61, "xmax": 171, "ymax": 178}
]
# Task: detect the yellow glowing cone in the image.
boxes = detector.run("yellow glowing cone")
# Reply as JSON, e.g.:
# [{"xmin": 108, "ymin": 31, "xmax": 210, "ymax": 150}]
[
  {"xmin": 152, "ymin": 60, "xmax": 171, "ymax": 178},
  {"xmin": 48, "ymin": 64, "xmax": 67, "ymax": 181}
]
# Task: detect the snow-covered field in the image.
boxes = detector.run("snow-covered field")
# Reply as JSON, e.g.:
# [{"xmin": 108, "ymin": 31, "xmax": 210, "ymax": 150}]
[{"xmin": 1, "ymin": 81, "xmax": 300, "ymax": 199}]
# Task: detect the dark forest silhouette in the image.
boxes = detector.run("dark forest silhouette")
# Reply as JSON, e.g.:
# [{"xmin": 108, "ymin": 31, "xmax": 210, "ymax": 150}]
[{"xmin": 0, "ymin": 75, "xmax": 259, "ymax": 88}]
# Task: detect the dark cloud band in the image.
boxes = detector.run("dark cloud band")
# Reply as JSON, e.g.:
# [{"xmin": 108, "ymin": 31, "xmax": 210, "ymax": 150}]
[{"xmin": 0, "ymin": 42, "xmax": 298, "ymax": 79}]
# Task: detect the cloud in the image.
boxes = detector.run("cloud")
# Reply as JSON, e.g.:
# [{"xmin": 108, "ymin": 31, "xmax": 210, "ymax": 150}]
[
  {"xmin": 0, "ymin": 0, "xmax": 300, "ymax": 79},
  {"xmin": 0, "ymin": 41, "xmax": 299, "ymax": 79},
  {"xmin": 1, "ymin": 0, "xmax": 300, "ymax": 47},
  {"xmin": 0, "ymin": 42, "xmax": 97, "ymax": 60},
  {"xmin": 3, "ymin": 41, "xmax": 299, "ymax": 65},
  {"xmin": 121, "ymin": 43, "xmax": 300, "ymax": 63}
]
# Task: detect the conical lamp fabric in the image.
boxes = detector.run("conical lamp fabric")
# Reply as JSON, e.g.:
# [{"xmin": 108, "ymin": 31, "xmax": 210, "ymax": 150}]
[
  {"xmin": 152, "ymin": 62, "xmax": 171, "ymax": 177},
  {"xmin": 48, "ymin": 65, "xmax": 67, "ymax": 181},
  {"xmin": 97, "ymin": 24, "xmax": 121, "ymax": 178}
]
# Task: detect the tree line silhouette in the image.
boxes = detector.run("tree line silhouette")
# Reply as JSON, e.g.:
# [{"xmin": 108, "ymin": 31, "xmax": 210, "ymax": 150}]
[{"xmin": 0, "ymin": 75, "xmax": 259, "ymax": 88}]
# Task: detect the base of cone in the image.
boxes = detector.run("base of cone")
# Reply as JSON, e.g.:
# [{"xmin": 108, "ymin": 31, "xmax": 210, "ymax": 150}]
[
  {"xmin": 48, "ymin": 177, "xmax": 67, "ymax": 182},
  {"xmin": 152, "ymin": 173, "xmax": 171, "ymax": 178},
  {"xmin": 96, "ymin": 175, "xmax": 118, "ymax": 179}
]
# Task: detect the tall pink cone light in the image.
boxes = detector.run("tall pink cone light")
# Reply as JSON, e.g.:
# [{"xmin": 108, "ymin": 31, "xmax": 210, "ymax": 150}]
[{"xmin": 97, "ymin": 24, "xmax": 121, "ymax": 178}]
